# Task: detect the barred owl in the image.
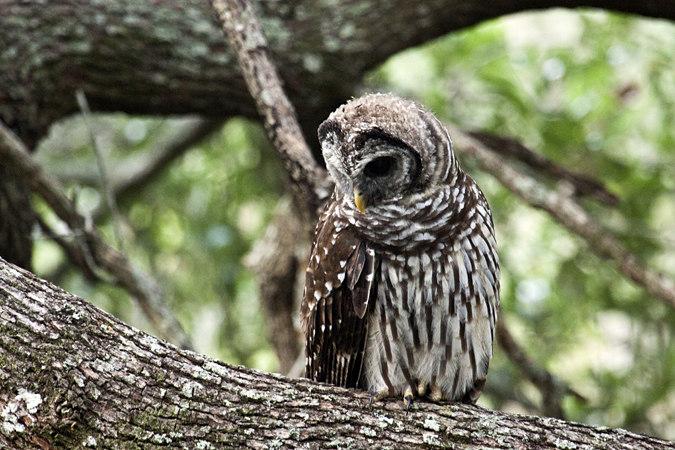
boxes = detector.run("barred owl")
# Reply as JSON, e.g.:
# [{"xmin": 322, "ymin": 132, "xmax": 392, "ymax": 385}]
[{"xmin": 301, "ymin": 94, "xmax": 499, "ymax": 407}]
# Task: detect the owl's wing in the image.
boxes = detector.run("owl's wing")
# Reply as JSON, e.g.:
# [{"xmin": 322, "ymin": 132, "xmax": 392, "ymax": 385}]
[{"xmin": 301, "ymin": 203, "xmax": 376, "ymax": 388}]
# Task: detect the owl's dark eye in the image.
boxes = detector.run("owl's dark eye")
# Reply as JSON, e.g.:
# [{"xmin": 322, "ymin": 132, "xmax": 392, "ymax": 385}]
[{"xmin": 364, "ymin": 156, "xmax": 396, "ymax": 178}]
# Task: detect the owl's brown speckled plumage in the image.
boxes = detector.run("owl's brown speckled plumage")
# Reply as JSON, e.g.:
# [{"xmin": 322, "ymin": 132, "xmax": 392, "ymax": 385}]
[{"xmin": 301, "ymin": 94, "xmax": 500, "ymax": 406}]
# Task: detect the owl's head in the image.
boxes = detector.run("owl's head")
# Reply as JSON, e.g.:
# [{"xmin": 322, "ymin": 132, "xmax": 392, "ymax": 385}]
[{"xmin": 318, "ymin": 94, "xmax": 458, "ymax": 214}]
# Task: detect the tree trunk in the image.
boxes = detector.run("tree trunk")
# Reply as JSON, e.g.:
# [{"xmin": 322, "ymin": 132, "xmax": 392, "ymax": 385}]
[
  {"xmin": 0, "ymin": 167, "xmax": 33, "ymax": 270},
  {"xmin": 0, "ymin": 257, "xmax": 672, "ymax": 449}
]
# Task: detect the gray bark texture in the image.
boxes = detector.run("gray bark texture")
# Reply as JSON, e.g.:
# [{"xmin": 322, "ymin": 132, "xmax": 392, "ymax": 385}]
[
  {"xmin": 2, "ymin": 0, "xmax": 675, "ymax": 144},
  {"xmin": 1, "ymin": 256, "xmax": 674, "ymax": 449}
]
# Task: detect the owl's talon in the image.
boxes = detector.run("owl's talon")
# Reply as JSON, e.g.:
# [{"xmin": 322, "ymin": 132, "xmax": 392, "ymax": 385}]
[
  {"xmin": 404, "ymin": 395, "xmax": 413, "ymax": 412},
  {"xmin": 417, "ymin": 381, "xmax": 428, "ymax": 398},
  {"xmin": 403, "ymin": 387, "xmax": 414, "ymax": 412}
]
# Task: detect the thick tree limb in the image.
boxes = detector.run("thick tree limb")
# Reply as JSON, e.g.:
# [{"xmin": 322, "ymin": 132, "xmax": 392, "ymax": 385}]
[
  {"xmin": 450, "ymin": 127, "xmax": 675, "ymax": 310},
  {"xmin": 3, "ymin": 1, "xmax": 675, "ymax": 145},
  {"xmin": 1, "ymin": 257, "xmax": 673, "ymax": 449},
  {"xmin": 0, "ymin": 122, "xmax": 194, "ymax": 351}
]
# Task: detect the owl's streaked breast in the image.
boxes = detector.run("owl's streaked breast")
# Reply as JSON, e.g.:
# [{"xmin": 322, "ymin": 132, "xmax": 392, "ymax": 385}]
[{"xmin": 360, "ymin": 203, "xmax": 499, "ymax": 401}]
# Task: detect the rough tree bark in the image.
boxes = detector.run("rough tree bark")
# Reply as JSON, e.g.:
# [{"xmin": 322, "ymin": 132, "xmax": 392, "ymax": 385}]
[
  {"xmin": 2, "ymin": 1, "xmax": 675, "ymax": 141},
  {"xmin": 1, "ymin": 257, "xmax": 673, "ymax": 449}
]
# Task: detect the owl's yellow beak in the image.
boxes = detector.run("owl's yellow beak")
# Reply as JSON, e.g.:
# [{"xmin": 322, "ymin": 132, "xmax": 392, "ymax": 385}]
[{"xmin": 354, "ymin": 188, "xmax": 367, "ymax": 213}]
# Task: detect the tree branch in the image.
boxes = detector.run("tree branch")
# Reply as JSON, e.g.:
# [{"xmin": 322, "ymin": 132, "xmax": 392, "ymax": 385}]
[
  {"xmin": 450, "ymin": 126, "xmax": 675, "ymax": 310},
  {"xmin": 34, "ymin": 215, "xmax": 106, "ymax": 284},
  {"xmin": 112, "ymin": 118, "xmax": 223, "ymax": 206},
  {"xmin": 76, "ymin": 89, "xmax": 126, "ymax": 251},
  {"xmin": 0, "ymin": 122, "xmax": 194, "ymax": 351},
  {"xmin": 211, "ymin": 0, "xmax": 332, "ymax": 219},
  {"xmin": 4, "ymin": 0, "xmax": 675, "ymax": 147},
  {"xmin": 210, "ymin": 0, "xmax": 329, "ymax": 375},
  {"xmin": 1, "ymin": 257, "xmax": 672, "ymax": 449},
  {"xmin": 245, "ymin": 197, "xmax": 307, "ymax": 375},
  {"xmin": 470, "ymin": 132, "xmax": 619, "ymax": 206},
  {"xmin": 46, "ymin": 117, "xmax": 223, "ymax": 208}
]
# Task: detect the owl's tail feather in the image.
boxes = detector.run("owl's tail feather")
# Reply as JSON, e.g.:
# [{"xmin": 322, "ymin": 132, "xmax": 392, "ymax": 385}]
[{"xmin": 461, "ymin": 377, "xmax": 486, "ymax": 404}]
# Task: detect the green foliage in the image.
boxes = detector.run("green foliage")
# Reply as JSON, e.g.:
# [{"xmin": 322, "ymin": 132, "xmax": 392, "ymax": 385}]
[
  {"xmin": 33, "ymin": 8, "xmax": 675, "ymax": 439},
  {"xmin": 36, "ymin": 117, "xmax": 283, "ymax": 372}
]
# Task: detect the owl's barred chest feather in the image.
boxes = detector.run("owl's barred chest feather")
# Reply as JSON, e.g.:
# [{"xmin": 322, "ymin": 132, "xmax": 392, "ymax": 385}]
[
  {"xmin": 305, "ymin": 183, "xmax": 500, "ymax": 402},
  {"xmin": 361, "ymin": 222, "xmax": 499, "ymax": 402}
]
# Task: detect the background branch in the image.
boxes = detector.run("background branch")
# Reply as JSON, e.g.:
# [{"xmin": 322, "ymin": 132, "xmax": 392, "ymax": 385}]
[
  {"xmin": 470, "ymin": 131, "xmax": 619, "ymax": 206},
  {"xmin": 451, "ymin": 126, "xmax": 675, "ymax": 310},
  {"xmin": 76, "ymin": 89, "xmax": 125, "ymax": 251},
  {"xmin": 35, "ymin": 215, "xmax": 106, "ymax": 284},
  {"xmin": 496, "ymin": 318, "xmax": 585, "ymax": 419},
  {"xmin": 245, "ymin": 197, "xmax": 307, "ymax": 375},
  {"xmin": 211, "ymin": 0, "xmax": 332, "ymax": 220},
  {"xmin": 45, "ymin": 117, "xmax": 223, "ymax": 212},
  {"xmin": 110, "ymin": 118, "xmax": 224, "ymax": 205},
  {"xmin": 0, "ymin": 122, "xmax": 194, "ymax": 351}
]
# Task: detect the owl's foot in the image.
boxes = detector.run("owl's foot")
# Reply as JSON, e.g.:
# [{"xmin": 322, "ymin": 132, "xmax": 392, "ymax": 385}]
[
  {"xmin": 417, "ymin": 381, "xmax": 427, "ymax": 397},
  {"xmin": 368, "ymin": 386, "xmax": 423, "ymax": 411},
  {"xmin": 461, "ymin": 377, "xmax": 486, "ymax": 404},
  {"xmin": 368, "ymin": 388, "xmax": 392, "ymax": 409},
  {"xmin": 429, "ymin": 382, "xmax": 446, "ymax": 402}
]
